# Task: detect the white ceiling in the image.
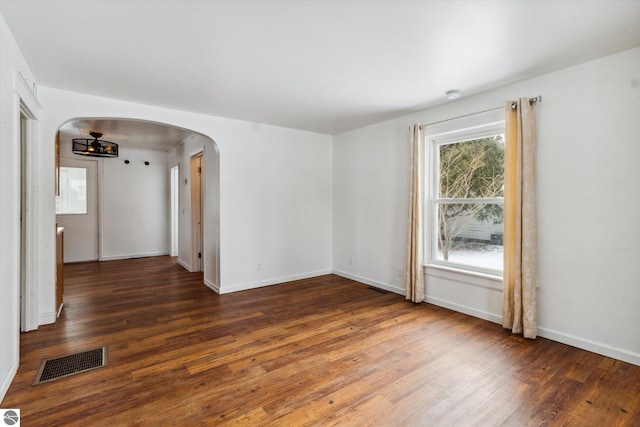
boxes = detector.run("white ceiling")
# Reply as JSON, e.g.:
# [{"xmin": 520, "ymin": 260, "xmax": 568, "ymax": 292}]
[{"xmin": 2, "ymin": 0, "xmax": 640, "ymax": 135}]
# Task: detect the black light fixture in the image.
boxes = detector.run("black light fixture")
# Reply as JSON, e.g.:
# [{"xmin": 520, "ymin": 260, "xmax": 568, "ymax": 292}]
[{"xmin": 72, "ymin": 131, "xmax": 119, "ymax": 157}]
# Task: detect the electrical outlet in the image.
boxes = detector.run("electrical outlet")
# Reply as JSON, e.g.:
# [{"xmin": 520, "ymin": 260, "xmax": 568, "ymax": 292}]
[
  {"xmin": 397, "ymin": 266, "xmax": 403, "ymax": 277},
  {"xmin": 257, "ymin": 263, "xmax": 262, "ymax": 271},
  {"xmin": 349, "ymin": 256, "xmax": 353, "ymax": 266}
]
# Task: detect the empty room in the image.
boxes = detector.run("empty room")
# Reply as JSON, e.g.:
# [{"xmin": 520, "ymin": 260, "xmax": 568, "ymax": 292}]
[{"xmin": 0, "ymin": 0, "xmax": 639, "ymax": 425}]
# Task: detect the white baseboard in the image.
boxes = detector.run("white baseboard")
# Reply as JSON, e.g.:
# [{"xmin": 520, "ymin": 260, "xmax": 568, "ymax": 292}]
[
  {"xmin": 425, "ymin": 297, "xmax": 640, "ymax": 366},
  {"xmin": 537, "ymin": 327, "xmax": 640, "ymax": 366},
  {"xmin": 331, "ymin": 270, "xmax": 404, "ymax": 295},
  {"xmin": 424, "ymin": 295, "xmax": 502, "ymax": 324},
  {"xmin": 99, "ymin": 251, "xmax": 169, "ymax": 261},
  {"xmin": 39, "ymin": 310, "xmax": 57, "ymax": 326},
  {"xmin": 177, "ymin": 258, "xmax": 191, "ymax": 271},
  {"xmin": 220, "ymin": 270, "xmax": 332, "ymax": 294},
  {"xmin": 204, "ymin": 278, "xmax": 220, "ymax": 294},
  {"xmin": 0, "ymin": 361, "xmax": 18, "ymax": 404},
  {"xmin": 333, "ymin": 273, "xmax": 639, "ymax": 367}
]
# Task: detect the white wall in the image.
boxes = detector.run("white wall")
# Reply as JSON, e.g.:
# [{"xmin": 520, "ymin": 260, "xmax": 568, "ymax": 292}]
[
  {"xmin": 0, "ymin": 13, "xmax": 39, "ymax": 402},
  {"xmin": 35, "ymin": 86, "xmax": 333, "ymax": 324},
  {"xmin": 101, "ymin": 147, "xmax": 170, "ymax": 260},
  {"xmin": 216, "ymin": 123, "xmax": 333, "ymax": 293},
  {"xmin": 333, "ymin": 47, "xmax": 640, "ymax": 365},
  {"xmin": 169, "ymin": 127, "xmax": 334, "ymax": 294}
]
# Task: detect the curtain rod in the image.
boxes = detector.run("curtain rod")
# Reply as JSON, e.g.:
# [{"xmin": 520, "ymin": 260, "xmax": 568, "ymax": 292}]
[
  {"xmin": 512, "ymin": 95, "xmax": 542, "ymax": 110},
  {"xmin": 421, "ymin": 96, "xmax": 542, "ymax": 128}
]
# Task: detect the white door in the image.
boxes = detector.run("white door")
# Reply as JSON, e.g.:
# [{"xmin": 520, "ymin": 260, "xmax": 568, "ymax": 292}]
[
  {"xmin": 170, "ymin": 166, "xmax": 179, "ymax": 257},
  {"xmin": 56, "ymin": 157, "xmax": 99, "ymax": 262}
]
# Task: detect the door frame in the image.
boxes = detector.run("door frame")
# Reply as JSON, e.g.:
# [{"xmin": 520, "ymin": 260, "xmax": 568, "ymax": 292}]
[{"xmin": 14, "ymin": 72, "xmax": 41, "ymax": 332}]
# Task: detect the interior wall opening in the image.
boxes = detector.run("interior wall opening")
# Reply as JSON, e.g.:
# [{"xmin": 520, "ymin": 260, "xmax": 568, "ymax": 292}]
[{"xmin": 53, "ymin": 118, "xmax": 221, "ymax": 304}]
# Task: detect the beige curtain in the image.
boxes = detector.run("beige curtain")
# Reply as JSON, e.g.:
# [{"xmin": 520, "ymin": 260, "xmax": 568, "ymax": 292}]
[
  {"xmin": 406, "ymin": 124, "xmax": 425, "ymax": 303},
  {"xmin": 502, "ymin": 99, "xmax": 538, "ymax": 338}
]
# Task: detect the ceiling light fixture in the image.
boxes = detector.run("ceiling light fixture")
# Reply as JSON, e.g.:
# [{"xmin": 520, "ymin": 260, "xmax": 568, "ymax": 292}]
[
  {"xmin": 446, "ymin": 89, "xmax": 461, "ymax": 100},
  {"xmin": 72, "ymin": 131, "xmax": 119, "ymax": 157}
]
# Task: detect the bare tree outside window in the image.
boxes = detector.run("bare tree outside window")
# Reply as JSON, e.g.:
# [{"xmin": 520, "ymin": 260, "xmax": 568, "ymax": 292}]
[{"xmin": 437, "ymin": 135, "xmax": 504, "ymax": 263}]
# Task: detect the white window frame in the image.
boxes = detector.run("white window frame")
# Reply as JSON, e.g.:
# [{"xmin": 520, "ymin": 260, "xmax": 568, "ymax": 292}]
[
  {"xmin": 56, "ymin": 166, "xmax": 88, "ymax": 215},
  {"xmin": 424, "ymin": 110, "xmax": 505, "ymax": 279}
]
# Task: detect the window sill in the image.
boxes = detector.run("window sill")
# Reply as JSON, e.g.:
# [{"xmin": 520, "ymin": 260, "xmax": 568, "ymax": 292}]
[{"xmin": 424, "ymin": 263, "xmax": 503, "ymax": 292}]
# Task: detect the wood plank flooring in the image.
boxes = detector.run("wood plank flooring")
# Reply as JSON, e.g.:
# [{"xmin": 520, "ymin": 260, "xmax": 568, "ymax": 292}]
[{"xmin": 3, "ymin": 256, "xmax": 639, "ymax": 426}]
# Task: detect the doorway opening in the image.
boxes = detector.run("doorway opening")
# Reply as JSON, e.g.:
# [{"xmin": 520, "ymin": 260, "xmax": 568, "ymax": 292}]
[
  {"xmin": 55, "ymin": 118, "xmax": 220, "ymax": 293},
  {"xmin": 191, "ymin": 152, "xmax": 204, "ymax": 272},
  {"xmin": 20, "ymin": 112, "xmax": 28, "ymax": 331}
]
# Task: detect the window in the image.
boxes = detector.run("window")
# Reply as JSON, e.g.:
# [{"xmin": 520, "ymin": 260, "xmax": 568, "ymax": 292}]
[
  {"xmin": 426, "ymin": 120, "xmax": 505, "ymax": 276},
  {"xmin": 56, "ymin": 166, "xmax": 87, "ymax": 214}
]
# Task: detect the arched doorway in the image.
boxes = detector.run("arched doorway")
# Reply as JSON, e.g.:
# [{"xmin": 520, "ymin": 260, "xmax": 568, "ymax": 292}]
[{"xmin": 55, "ymin": 118, "xmax": 220, "ymax": 295}]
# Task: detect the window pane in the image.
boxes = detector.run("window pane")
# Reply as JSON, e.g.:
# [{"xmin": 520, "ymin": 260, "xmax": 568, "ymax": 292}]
[
  {"xmin": 436, "ymin": 203, "xmax": 503, "ymax": 271},
  {"xmin": 56, "ymin": 167, "xmax": 87, "ymax": 214},
  {"xmin": 439, "ymin": 135, "xmax": 505, "ymax": 199}
]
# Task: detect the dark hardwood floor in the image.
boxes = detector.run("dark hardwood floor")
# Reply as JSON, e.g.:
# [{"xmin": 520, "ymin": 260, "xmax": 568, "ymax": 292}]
[{"xmin": 3, "ymin": 256, "xmax": 639, "ymax": 426}]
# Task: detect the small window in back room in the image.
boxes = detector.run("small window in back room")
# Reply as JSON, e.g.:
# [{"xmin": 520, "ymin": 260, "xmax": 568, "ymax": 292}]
[{"xmin": 56, "ymin": 166, "xmax": 87, "ymax": 214}]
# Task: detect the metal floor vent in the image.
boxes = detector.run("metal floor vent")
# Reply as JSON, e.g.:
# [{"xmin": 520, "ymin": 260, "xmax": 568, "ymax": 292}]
[
  {"xmin": 367, "ymin": 286, "xmax": 390, "ymax": 294},
  {"xmin": 33, "ymin": 347, "xmax": 107, "ymax": 385}
]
